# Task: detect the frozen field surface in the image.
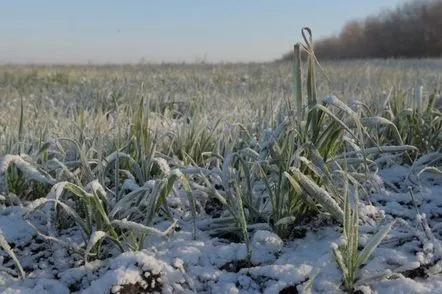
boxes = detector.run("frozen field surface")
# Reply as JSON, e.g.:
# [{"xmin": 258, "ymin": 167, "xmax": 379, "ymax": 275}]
[{"xmin": 1, "ymin": 161, "xmax": 441, "ymax": 294}]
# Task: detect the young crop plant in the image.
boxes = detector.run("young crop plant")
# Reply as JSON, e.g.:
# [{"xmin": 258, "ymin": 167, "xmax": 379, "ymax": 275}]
[
  {"xmin": 196, "ymin": 149, "xmax": 263, "ymax": 262},
  {"xmin": 24, "ymin": 168, "xmax": 189, "ymax": 262},
  {"xmin": 270, "ymin": 29, "xmax": 422, "ymax": 239},
  {"xmin": 332, "ymin": 183, "xmax": 395, "ymax": 293},
  {"xmin": 303, "ymin": 179, "xmax": 396, "ymax": 294},
  {"xmin": 254, "ymin": 28, "xmax": 367, "ymax": 237},
  {"xmin": 379, "ymin": 87, "xmax": 442, "ymax": 155},
  {"xmin": 0, "ymin": 154, "xmax": 55, "ymax": 199},
  {"xmin": 165, "ymin": 115, "xmax": 223, "ymax": 166}
]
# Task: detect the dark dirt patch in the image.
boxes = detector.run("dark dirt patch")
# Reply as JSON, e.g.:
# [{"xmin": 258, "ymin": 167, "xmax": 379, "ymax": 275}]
[
  {"xmin": 387, "ymin": 213, "xmax": 411, "ymax": 220},
  {"xmin": 279, "ymin": 278, "xmax": 309, "ymax": 294},
  {"xmin": 204, "ymin": 198, "xmax": 224, "ymax": 218},
  {"xmin": 430, "ymin": 213, "xmax": 442, "ymax": 220},
  {"xmin": 115, "ymin": 283, "xmax": 148, "ymax": 294},
  {"xmin": 220, "ymin": 259, "xmax": 251, "ymax": 273},
  {"xmin": 279, "ymin": 284, "xmax": 298, "ymax": 294},
  {"xmin": 288, "ymin": 227, "xmax": 307, "ymax": 239},
  {"xmin": 401, "ymin": 264, "xmax": 430, "ymax": 279},
  {"xmin": 338, "ymin": 283, "xmax": 364, "ymax": 294},
  {"xmin": 377, "ymin": 200, "xmax": 388, "ymax": 206},
  {"xmin": 113, "ymin": 270, "xmax": 162, "ymax": 294},
  {"xmin": 68, "ymin": 282, "xmax": 82, "ymax": 293},
  {"xmin": 393, "ymin": 182, "xmax": 402, "ymax": 190},
  {"xmin": 143, "ymin": 271, "xmax": 162, "ymax": 293},
  {"xmin": 213, "ymin": 231, "xmax": 243, "ymax": 243}
]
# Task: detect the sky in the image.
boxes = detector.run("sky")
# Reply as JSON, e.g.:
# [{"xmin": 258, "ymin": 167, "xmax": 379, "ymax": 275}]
[{"xmin": 0, "ymin": 0, "xmax": 406, "ymax": 64}]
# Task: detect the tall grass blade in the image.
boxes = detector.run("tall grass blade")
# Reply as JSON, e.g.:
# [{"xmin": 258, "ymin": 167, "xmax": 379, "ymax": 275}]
[
  {"xmin": 356, "ymin": 220, "xmax": 396, "ymax": 268},
  {"xmin": 0, "ymin": 229, "xmax": 25, "ymax": 280},
  {"xmin": 287, "ymin": 168, "xmax": 344, "ymax": 223},
  {"xmin": 293, "ymin": 43, "xmax": 303, "ymax": 119}
]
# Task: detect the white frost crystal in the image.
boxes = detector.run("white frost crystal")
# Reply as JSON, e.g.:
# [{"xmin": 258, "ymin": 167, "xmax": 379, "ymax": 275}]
[{"xmin": 153, "ymin": 157, "xmax": 170, "ymax": 176}]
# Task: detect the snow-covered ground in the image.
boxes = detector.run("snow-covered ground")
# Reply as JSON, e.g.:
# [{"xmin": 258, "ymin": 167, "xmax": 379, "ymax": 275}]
[{"xmin": 1, "ymin": 161, "xmax": 441, "ymax": 294}]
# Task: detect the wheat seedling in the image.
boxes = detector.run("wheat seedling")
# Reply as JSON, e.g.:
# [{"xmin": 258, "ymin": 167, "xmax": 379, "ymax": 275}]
[{"xmin": 331, "ymin": 182, "xmax": 395, "ymax": 293}]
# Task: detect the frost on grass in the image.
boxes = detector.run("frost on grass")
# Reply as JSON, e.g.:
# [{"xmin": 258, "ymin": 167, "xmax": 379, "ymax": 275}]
[
  {"xmin": 0, "ymin": 155, "xmax": 56, "ymax": 195},
  {"xmin": 0, "ymin": 64, "xmax": 441, "ymax": 294},
  {"xmin": 0, "ymin": 157, "xmax": 441, "ymax": 293}
]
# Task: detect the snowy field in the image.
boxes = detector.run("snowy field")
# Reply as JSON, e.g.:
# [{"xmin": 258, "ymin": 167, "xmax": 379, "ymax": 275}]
[{"xmin": 0, "ymin": 56, "xmax": 441, "ymax": 293}]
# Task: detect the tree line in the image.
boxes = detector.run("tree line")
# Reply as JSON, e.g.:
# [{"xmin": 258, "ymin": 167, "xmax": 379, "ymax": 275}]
[{"xmin": 281, "ymin": 0, "xmax": 442, "ymax": 60}]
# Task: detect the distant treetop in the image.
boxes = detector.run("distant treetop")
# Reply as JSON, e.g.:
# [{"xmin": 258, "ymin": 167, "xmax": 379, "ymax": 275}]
[{"xmin": 279, "ymin": 0, "xmax": 442, "ymax": 61}]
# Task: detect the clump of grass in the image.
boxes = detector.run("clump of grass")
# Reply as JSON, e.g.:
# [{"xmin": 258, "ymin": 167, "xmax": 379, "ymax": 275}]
[
  {"xmin": 196, "ymin": 150, "xmax": 259, "ymax": 261},
  {"xmin": 0, "ymin": 154, "xmax": 55, "ymax": 197},
  {"xmin": 332, "ymin": 182, "xmax": 395, "ymax": 293},
  {"xmin": 164, "ymin": 115, "xmax": 224, "ymax": 165},
  {"xmin": 257, "ymin": 29, "xmax": 368, "ymax": 236},
  {"xmin": 304, "ymin": 178, "xmax": 396, "ymax": 293},
  {"xmin": 378, "ymin": 87, "xmax": 441, "ymax": 155},
  {"xmin": 25, "ymin": 173, "xmax": 182, "ymax": 262}
]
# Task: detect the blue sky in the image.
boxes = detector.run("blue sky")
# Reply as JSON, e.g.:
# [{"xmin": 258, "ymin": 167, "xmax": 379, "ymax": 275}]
[{"xmin": 0, "ymin": 0, "xmax": 405, "ymax": 64}]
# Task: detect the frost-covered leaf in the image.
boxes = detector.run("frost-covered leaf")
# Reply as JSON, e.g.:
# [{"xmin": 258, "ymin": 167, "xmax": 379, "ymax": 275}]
[
  {"xmin": 356, "ymin": 220, "xmax": 396, "ymax": 268},
  {"xmin": 112, "ymin": 219, "xmax": 177, "ymax": 237},
  {"xmin": 0, "ymin": 154, "xmax": 56, "ymax": 195},
  {"xmin": 84, "ymin": 231, "xmax": 108, "ymax": 263},
  {"xmin": 0, "ymin": 229, "xmax": 25, "ymax": 279},
  {"xmin": 288, "ymin": 168, "xmax": 344, "ymax": 223}
]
